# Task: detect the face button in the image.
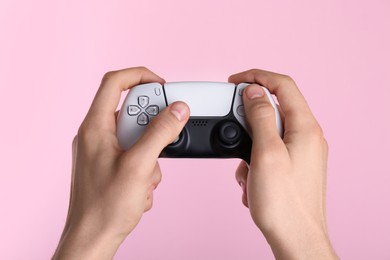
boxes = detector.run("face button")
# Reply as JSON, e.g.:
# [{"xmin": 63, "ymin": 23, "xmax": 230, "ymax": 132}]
[
  {"xmin": 146, "ymin": 105, "xmax": 159, "ymax": 116},
  {"xmin": 138, "ymin": 96, "xmax": 149, "ymax": 108},
  {"xmin": 237, "ymin": 105, "xmax": 245, "ymax": 116},
  {"xmin": 137, "ymin": 112, "xmax": 149, "ymax": 125},
  {"xmin": 219, "ymin": 122, "xmax": 241, "ymax": 145},
  {"xmin": 128, "ymin": 105, "xmax": 141, "ymax": 116},
  {"xmin": 238, "ymin": 88, "xmax": 244, "ymax": 96}
]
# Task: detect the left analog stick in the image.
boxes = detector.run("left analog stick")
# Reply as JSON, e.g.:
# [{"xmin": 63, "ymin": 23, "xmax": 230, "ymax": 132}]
[{"xmin": 169, "ymin": 130, "xmax": 183, "ymax": 146}]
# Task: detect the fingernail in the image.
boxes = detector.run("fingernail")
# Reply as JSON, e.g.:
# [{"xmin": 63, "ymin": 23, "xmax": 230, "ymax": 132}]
[
  {"xmin": 170, "ymin": 102, "xmax": 188, "ymax": 122},
  {"xmin": 246, "ymin": 84, "xmax": 264, "ymax": 99}
]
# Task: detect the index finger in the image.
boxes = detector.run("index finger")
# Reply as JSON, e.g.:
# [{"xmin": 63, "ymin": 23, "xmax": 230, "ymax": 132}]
[
  {"xmin": 228, "ymin": 69, "xmax": 320, "ymax": 136},
  {"xmin": 86, "ymin": 67, "xmax": 165, "ymax": 125}
]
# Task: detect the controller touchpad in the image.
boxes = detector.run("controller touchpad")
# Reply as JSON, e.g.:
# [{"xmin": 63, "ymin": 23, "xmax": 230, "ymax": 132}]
[{"xmin": 164, "ymin": 82, "xmax": 236, "ymax": 117}]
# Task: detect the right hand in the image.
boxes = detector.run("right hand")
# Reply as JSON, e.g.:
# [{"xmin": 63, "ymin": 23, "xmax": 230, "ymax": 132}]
[{"xmin": 229, "ymin": 69, "xmax": 338, "ymax": 259}]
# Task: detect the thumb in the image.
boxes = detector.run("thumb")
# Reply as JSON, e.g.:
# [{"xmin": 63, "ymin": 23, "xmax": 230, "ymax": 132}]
[
  {"xmin": 243, "ymin": 84, "xmax": 283, "ymax": 153},
  {"xmin": 129, "ymin": 101, "xmax": 190, "ymax": 160}
]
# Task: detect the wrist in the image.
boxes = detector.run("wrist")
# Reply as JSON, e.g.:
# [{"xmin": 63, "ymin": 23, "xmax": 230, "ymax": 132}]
[
  {"xmin": 53, "ymin": 219, "xmax": 126, "ymax": 260},
  {"xmin": 262, "ymin": 221, "xmax": 338, "ymax": 260}
]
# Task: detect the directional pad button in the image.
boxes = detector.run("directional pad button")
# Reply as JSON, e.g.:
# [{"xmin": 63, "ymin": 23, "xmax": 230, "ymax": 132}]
[
  {"xmin": 146, "ymin": 105, "xmax": 159, "ymax": 116},
  {"xmin": 138, "ymin": 96, "xmax": 149, "ymax": 108},
  {"xmin": 137, "ymin": 112, "xmax": 149, "ymax": 125},
  {"xmin": 128, "ymin": 105, "xmax": 141, "ymax": 116}
]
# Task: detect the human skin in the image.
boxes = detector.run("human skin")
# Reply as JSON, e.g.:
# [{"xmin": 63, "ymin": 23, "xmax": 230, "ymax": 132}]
[
  {"xmin": 229, "ymin": 69, "xmax": 338, "ymax": 259},
  {"xmin": 52, "ymin": 67, "xmax": 191, "ymax": 259},
  {"xmin": 53, "ymin": 67, "xmax": 337, "ymax": 259}
]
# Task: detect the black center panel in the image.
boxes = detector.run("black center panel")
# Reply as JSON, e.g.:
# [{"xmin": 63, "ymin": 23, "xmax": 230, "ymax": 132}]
[{"xmin": 160, "ymin": 111, "xmax": 252, "ymax": 163}]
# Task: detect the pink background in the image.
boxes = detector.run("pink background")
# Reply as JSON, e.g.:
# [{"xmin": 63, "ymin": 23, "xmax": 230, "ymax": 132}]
[{"xmin": 1, "ymin": 0, "xmax": 389, "ymax": 259}]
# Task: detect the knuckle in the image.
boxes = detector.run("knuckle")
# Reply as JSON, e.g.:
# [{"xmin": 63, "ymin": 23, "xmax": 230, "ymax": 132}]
[
  {"xmin": 281, "ymin": 74, "xmax": 293, "ymax": 82},
  {"xmin": 323, "ymin": 137, "xmax": 328, "ymax": 148},
  {"xmin": 134, "ymin": 66, "xmax": 149, "ymax": 71},
  {"xmin": 154, "ymin": 171, "xmax": 162, "ymax": 185},
  {"xmin": 149, "ymin": 112, "xmax": 178, "ymax": 138},
  {"xmin": 242, "ymin": 195, "xmax": 249, "ymax": 208},
  {"xmin": 78, "ymin": 119, "xmax": 97, "ymax": 134},
  {"xmin": 72, "ymin": 135, "xmax": 78, "ymax": 150},
  {"xmin": 301, "ymin": 123, "xmax": 325, "ymax": 144},
  {"xmin": 269, "ymin": 73, "xmax": 296, "ymax": 89},
  {"xmin": 76, "ymin": 124, "xmax": 94, "ymax": 149},
  {"xmin": 279, "ymin": 73, "xmax": 296, "ymax": 85},
  {"xmin": 249, "ymin": 102, "xmax": 275, "ymax": 120},
  {"xmin": 101, "ymin": 70, "xmax": 117, "ymax": 83},
  {"xmin": 77, "ymin": 122, "xmax": 90, "ymax": 139},
  {"xmin": 308, "ymin": 123, "xmax": 324, "ymax": 137},
  {"xmin": 132, "ymin": 66, "xmax": 150, "ymax": 78},
  {"xmin": 322, "ymin": 136, "xmax": 329, "ymax": 151},
  {"xmin": 150, "ymin": 117, "xmax": 172, "ymax": 135},
  {"xmin": 77, "ymin": 121, "xmax": 103, "ymax": 143},
  {"xmin": 144, "ymin": 200, "xmax": 153, "ymax": 212},
  {"xmin": 260, "ymin": 74, "xmax": 273, "ymax": 88}
]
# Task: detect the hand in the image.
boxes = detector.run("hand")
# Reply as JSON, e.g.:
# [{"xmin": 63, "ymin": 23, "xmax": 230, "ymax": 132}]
[
  {"xmin": 53, "ymin": 67, "xmax": 190, "ymax": 260},
  {"xmin": 229, "ymin": 69, "xmax": 338, "ymax": 259}
]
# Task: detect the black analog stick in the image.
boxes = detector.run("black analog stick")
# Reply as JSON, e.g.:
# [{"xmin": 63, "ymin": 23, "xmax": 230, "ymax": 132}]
[
  {"xmin": 219, "ymin": 122, "xmax": 241, "ymax": 145},
  {"xmin": 169, "ymin": 130, "xmax": 183, "ymax": 146}
]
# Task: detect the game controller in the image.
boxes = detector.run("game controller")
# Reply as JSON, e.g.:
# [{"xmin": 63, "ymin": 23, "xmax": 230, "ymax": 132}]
[{"xmin": 117, "ymin": 82, "xmax": 283, "ymax": 163}]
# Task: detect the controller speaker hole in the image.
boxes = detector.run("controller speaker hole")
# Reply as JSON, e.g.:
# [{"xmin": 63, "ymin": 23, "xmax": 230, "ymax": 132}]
[{"xmin": 192, "ymin": 120, "xmax": 208, "ymax": 127}]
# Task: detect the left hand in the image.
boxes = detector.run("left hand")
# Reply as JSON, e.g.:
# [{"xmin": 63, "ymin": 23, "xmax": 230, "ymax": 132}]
[{"xmin": 53, "ymin": 67, "xmax": 190, "ymax": 260}]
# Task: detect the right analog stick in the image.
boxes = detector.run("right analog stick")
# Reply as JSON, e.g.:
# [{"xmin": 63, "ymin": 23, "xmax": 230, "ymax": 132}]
[{"xmin": 219, "ymin": 122, "xmax": 241, "ymax": 145}]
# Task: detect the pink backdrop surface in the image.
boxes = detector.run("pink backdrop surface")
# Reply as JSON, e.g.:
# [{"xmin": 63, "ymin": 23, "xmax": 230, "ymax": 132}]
[{"xmin": 1, "ymin": 0, "xmax": 389, "ymax": 259}]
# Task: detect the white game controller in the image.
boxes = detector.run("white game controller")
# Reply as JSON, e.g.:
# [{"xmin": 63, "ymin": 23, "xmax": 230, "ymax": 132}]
[{"xmin": 117, "ymin": 82, "xmax": 283, "ymax": 163}]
